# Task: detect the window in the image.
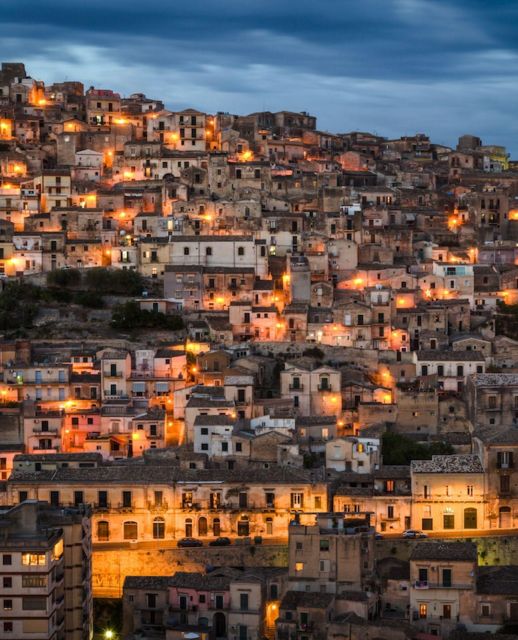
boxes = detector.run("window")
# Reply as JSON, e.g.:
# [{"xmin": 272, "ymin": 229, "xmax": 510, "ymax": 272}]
[
  {"xmin": 443, "ymin": 604, "xmax": 451, "ymax": 619},
  {"xmin": 74, "ymin": 490, "xmax": 83, "ymax": 506},
  {"xmin": 206, "ymin": 247, "xmax": 212, "ymax": 256},
  {"xmin": 22, "ymin": 597, "xmax": 47, "ymax": 610},
  {"xmin": 295, "ymin": 562, "xmax": 304, "ymax": 572},
  {"xmin": 240, "ymin": 593, "xmax": 249, "ymax": 611},
  {"xmin": 183, "ymin": 247, "xmax": 190, "ymax": 255},
  {"xmin": 443, "ymin": 514, "xmax": 454, "ymax": 529},
  {"xmin": 481, "ymin": 603, "xmax": 491, "ymax": 617},
  {"xmin": 123, "ymin": 521, "xmax": 138, "ymax": 540},
  {"xmin": 239, "ymin": 492, "xmax": 248, "ymax": 508},
  {"xmin": 419, "ymin": 603, "xmax": 427, "ymax": 619},
  {"xmin": 467, "ymin": 485, "xmax": 473, "ymax": 496},
  {"xmin": 442, "ymin": 568, "xmax": 452, "ymax": 587},
  {"xmin": 265, "ymin": 492, "xmax": 275, "ymax": 507},
  {"xmin": 97, "ymin": 521, "xmax": 110, "ymax": 541},
  {"xmin": 22, "ymin": 575, "xmax": 46, "ymax": 588},
  {"xmin": 122, "ymin": 491, "xmax": 132, "ymax": 508},
  {"xmin": 497, "ymin": 451, "xmax": 514, "ymax": 469},
  {"xmin": 22, "ymin": 553, "xmax": 45, "ymax": 566},
  {"xmin": 320, "ymin": 539, "xmax": 329, "ymax": 551},
  {"xmin": 2, "ymin": 555, "xmax": 12, "ymax": 565},
  {"xmin": 500, "ymin": 475, "xmax": 510, "ymax": 493},
  {"xmin": 291, "ymin": 492, "xmax": 304, "ymax": 509},
  {"xmin": 314, "ymin": 496, "xmax": 322, "ymax": 509},
  {"xmin": 387, "ymin": 505, "xmax": 394, "ymax": 519},
  {"xmin": 3, "ymin": 577, "xmax": 12, "ymax": 588},
  {"xmin": 3, "ymin": 622, "xmax": 12, "ymax": 633},
  {"xmin": 3, "ymin": 599, "xmax": 12, "ymax": 610},
  {"xmin": 237, "ymin": 246, "xmax": 244, "ymax": 256},
  {"xmin": 153, "ymin": 517, "xmax": 165, "ymax": 539}
]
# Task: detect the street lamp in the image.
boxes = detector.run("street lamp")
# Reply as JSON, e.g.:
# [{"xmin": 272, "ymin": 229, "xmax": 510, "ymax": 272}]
[{"xmin": 104, "ymin": 630, "xmax": 114, "ymax": 640}]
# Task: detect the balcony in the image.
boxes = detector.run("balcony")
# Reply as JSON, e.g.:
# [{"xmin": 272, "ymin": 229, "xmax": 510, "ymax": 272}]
[
  {"xmin": 116, "ymin": 503, "xmax": 134, "ymax": 512},
  {"xmin": 104, "ymin": 371, "xmax": 124, "ymax": 378},
  {"xmin": 93, "ymin": 503, "xmax": 111, "ymax": 512},
  {"xmin": 148, "ymin": 501, "xmax": 168, "ymax": 512},
  {"xmin": 317, "ymin": 385, "xmax": 333, "ymax": 392},
  {"xmin": 32, "ymin": 426, "xmax": 59, "ymax": 434},
  {"xmin": 289, "ymin": 384, "xmax": 304, "ymax": 391}
]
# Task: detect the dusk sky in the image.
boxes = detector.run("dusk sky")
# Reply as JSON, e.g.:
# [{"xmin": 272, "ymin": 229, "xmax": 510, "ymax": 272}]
[{"xmin": 3, "ymin": 0, "xmax": 518, "ymax": 152}]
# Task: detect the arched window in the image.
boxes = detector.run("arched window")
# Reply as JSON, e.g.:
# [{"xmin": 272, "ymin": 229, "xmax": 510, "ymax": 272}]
[
  {"xmin": 123, "ymin": 521, "xmax": 138, "ymax": 540},
  {"xmin": 198, "ymin": 517, "xmax": 208, "ymax": 536},
  {"xmin": 185, "ymin": 518, "xmax": 193, "ymax": 537},
  {"xmin": 464, "ymin": 508, "xmax": 477, "ymax": 529},
  {"xmin": 213, "ymin": 518, "xmax": 221, "ymax": 537},
  {"xmin": 97, "ymin": 520, "xmax": 109, "ymax": 541},
  {"xmin": 153, "ymin": 517, "xmax": 165, "ymax": 539}
]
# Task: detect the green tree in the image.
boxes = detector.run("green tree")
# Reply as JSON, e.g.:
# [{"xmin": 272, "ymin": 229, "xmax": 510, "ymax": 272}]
[
  {"xmin": 47, "ymin": 268, "xmax": 81, "ymax": 288},
  {"xmin": 382, "ymin": 432, "xmax": 453, "ymax": 466}
]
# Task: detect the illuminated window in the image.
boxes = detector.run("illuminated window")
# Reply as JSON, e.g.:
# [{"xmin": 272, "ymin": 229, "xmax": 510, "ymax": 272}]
[
  {"xmin": 52, "ymin": 539, "xmax": 63, "ymax": 560},
  {"xmin": 22, "ymin": 553, "xmax": 46, "ymax": 566},
  {"xmin": 295, "ymin": 562, "xmax": 304, "ymax": 572},
  {"xmin": 419, "ymin": 603, "xmax": 427, "ymax": 619}
]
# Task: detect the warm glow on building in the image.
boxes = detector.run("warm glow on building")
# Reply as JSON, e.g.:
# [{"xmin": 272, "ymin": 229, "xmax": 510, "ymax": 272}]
[
  {"xmin": 0, "ymin": 119, "xmax": 12, "ymax": 139},
  {"xmin": 239, "ymin": 150, "xmax": 254, "ymax": 162}
]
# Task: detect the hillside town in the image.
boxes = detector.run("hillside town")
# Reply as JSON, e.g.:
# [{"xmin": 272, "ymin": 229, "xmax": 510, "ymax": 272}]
[{"xmin": 0, "ymin": 62, "xmax": 518, "ymax": 640}]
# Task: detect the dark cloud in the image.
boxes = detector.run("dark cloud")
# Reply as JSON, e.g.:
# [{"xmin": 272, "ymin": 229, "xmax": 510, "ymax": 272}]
[{"xmin": 2, "ymin": 0, "xmax": 518, "ymax": 151}]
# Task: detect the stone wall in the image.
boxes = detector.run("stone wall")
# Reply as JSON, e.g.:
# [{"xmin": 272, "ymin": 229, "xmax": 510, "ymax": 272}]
[
  {"xmin": 375, "ymin": 533, "xmax": 518, "ymax": 566},
  {"xmin": 92, "ymin": 543, "xmax": 289, "ymax": 598}
]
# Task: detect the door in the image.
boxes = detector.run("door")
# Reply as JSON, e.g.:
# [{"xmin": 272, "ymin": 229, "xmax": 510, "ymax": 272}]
[
  {"xmin": 185, "ymin": 519, "xmax": 193, "ymax": 537},
  {"xmin": 198, "ymin": 517, "xmax": 207, "ymax": 536},
  {"xmin": 499, "ymin": 506, "xmax": 511, "ymax": 528},
  {"xmin": 213, "ymin": 611, "xmax": 226, "ymax": 637},
  {"xmin": 464, "ymin": 508, "xmax": 477, "ymax": 529},
  {"xmin": 213, "ymin": 518, "xmax": 221, "ymax": 536}
]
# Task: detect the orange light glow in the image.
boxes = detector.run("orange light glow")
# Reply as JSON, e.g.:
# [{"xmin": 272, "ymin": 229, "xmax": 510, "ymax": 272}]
[
  {"xmin": 509, "ymin": 209, "xmax": 518, "ymax": 221},
  {"xmin": 38, "ymin": 98, "xmax": 47, "ymax": 106},
  {"xmin": 115, "ymin": 118, "xmax": 127, "ymax": 125},
  {"xmin": 123, "ymin": 171, "xmax": 134, "ymax": 179},
  {"xmin": 191, "ymin": 366, "xmax": 198, "ymax": 374},
  {"xmin": 239, "ymin": 150, "xmax": 254, "ymax": 162}
]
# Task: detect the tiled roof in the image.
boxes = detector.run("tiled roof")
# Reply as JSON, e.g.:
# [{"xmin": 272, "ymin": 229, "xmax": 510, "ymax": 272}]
[
  {"xmin": 476, "ymin": 566, "xmax": 518, "ymax": 595},
  {"xmin": 411, "ymin": 454, "xmax": 483, "ymax": 474},
  {"xmin": 410, "ymin": 542, "xmax": 477, "ymax": 562}
]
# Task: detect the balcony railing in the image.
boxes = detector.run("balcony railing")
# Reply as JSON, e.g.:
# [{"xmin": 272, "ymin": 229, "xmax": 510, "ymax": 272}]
[{"xmin": 289, "ymin": 384, "xmax": 304, "ymax": 391}]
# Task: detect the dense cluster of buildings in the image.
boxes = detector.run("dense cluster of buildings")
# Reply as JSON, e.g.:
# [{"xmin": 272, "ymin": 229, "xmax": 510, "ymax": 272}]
[{"xmin": 0, "ymin": 62, "xmax": 518, "ymax": 639}]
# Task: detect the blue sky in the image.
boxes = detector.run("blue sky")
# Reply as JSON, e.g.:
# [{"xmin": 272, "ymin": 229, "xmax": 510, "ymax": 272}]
[{"xmin": 3, "ymin": 0, "xmax": 518, "ymax": 153}]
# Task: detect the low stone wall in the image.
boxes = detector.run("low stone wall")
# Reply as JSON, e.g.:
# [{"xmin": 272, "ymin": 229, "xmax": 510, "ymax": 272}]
[
  {"xmin": 375, "ymin": 533, "xmax": 518, "ymax": 565},
  {"xmin": 92, "ymin": 543, "xmax": 289, "ymax": 597}
]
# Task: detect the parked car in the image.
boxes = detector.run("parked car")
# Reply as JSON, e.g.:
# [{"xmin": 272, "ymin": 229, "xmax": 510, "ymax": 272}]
[
  {"xmin": 402, "ymin": 529, "xmax": 428, "ymax": 539},
  {"xmin": 375, "ymin": 533, "xmax": 384, "ymax": 540},
  {"xmin": 209, "ymin": 537, "xmax": 231, "ymax": 547},
  {"xmin": 177, "ymin": 537, "xmax": 203, "ymax": 547}
]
